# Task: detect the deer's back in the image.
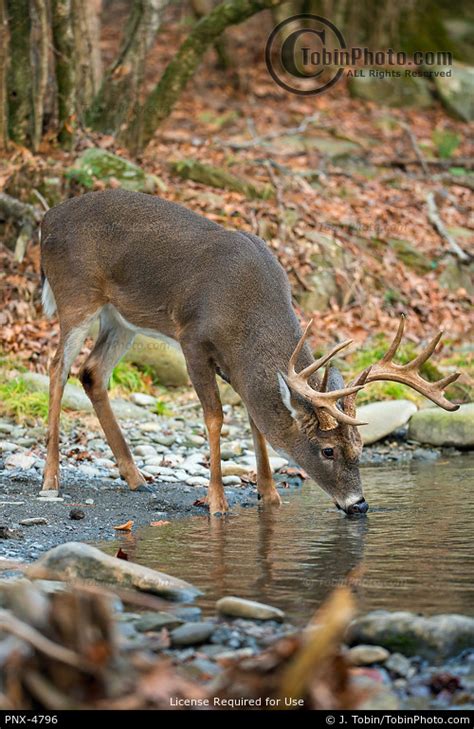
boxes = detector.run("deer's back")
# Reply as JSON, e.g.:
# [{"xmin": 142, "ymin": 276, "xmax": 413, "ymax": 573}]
[{"xmin": 40, "ymin": 189, "xmax": 292, "ymax": 341}]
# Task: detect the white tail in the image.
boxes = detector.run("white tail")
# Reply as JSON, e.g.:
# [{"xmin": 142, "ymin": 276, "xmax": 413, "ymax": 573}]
[{"xmin": 42, "ymin": 277, "xmax": 57, "ymax": 318}]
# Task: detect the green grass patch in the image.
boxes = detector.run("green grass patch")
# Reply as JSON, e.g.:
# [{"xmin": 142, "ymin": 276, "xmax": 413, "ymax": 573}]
[
  {"xmin": 108, "ymin": 361, "xmax": 152, "ymax": 395},
  {"xmin": 0, "ymin": 377, "xmax": 49, "ymax": 422}
]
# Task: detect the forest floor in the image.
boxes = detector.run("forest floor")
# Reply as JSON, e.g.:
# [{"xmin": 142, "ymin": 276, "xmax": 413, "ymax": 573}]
[{"xmin": 1, "ymin": 7, "xmax": 473, "ymax": 405}]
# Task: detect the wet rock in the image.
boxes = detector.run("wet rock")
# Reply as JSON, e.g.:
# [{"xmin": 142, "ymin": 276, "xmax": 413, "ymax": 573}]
[
  {"xmin": 170, "ymin": 621, "xmax": 216, "ymax": 646},
  {"xmin": 172, "ymin": 606, "xmax": 202, "ymax": 622},
  {"xmin": 434, "ymin": 64, "xmax": 474, "ymax": 121},
  {"xmin": 4, "ymin": 453, "xmax": 36, "ymax": 470},
  {"xmin": 25, "ymin": 542, "xmax": 201, "ymax": 601},
  {"xmin": 135, "ymin": 611, "xmax": 184, "ymax": 632},
  {"xmin": 216, "ymin": 596, "xmax": 285, "ymax": 622},
  {"xmin": 408, "ymin": 404, "xmax": 474, "ymax": 448},
  {"xmin": 347, "ymin": 644, "xmax": 390, "ymax": 666},
  {"xmin": 185, "ymin": 658, "xmax": 221, "ymax": 679},
  {"xmin": 348, "ymin": 611, "xmax": 474, "ymax": 660},
  {"xmin": 357, "ymin": 400, "xmax": 418, "ymax": 445}
]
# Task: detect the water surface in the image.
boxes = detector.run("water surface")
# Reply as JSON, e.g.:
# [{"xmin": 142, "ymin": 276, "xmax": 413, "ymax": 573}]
[{"xmin": 105, "ymin": 455, "xmax": 474, "ymax": 623}]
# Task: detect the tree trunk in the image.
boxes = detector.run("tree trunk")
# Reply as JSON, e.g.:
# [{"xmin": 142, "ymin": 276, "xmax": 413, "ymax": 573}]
[
  {"xmin": 6, "ymin": 0, "xmax": 33, "ymax": 146},
  {"xmin": 31, "ymin": 0, "xmax": 49, "ymax": 151},
  {"xmin": 71, "ymin": 0, "xmax": 102, "ymax": 119},
  {"xmin": 0, "ymin": 0, "xmax": 8, "ymax": 150},
  {"xmin": 51, "ymin": 0, "xmax": 76, "ymax": 148},
  {"xmin": 87, "ymin": 0, "xmax": 168, "ymax": 134},
  {"xmin": 190, "ymin": 0, "xmax": 231, "ymax": 70},
  {"xmin": 123, "ymin": 0, "xmax": 284, "ymax": 151}
]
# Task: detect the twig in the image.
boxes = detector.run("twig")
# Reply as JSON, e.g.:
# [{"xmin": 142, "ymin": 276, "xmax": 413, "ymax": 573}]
[
  {"xmin": 220, "ymin": 113, "xmax": 321, "ymax": 150},
  {"xmin": 399, "ymin": 121, "xmax": 429, "ymax": 177},
  {"xmin": 372, "ymin": 156, "xmax": 474, "ymax": 171},
  {"xmin": 32, "ymin": 188, "xmax": 49, "ymax": 211},
  {"xmin": 0, "ymin": 609, "xmax": 94, "ymax": 671},
  {"xmin": 426, "ymin": 192, "xmax": 471, "ymax": 263}
]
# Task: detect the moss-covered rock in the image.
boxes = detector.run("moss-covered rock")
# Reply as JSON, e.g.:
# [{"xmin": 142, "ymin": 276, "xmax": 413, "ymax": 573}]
[
  {"xmin": 295, "ymin": 233, "xmax": 354, "ymax": 312},
  {"xmin": 124, "ymin": 335, "xmax": 189, "ymax": 387},
  {"xmin": 389, "ymin": 238, "xmax": 434, "ymax": 274},
  {"xmin": 408, "ymin": 403, "xmax": 474, "ymax": 448},
  {"xmin": 66, "ymin": 149, "xmax": 165, "ymax": 192},
  {"xmin": 170, "ymin": 159, "xmax": 273, "ymax": 200},
  {"xmin": 434, "ymin": 63, "xmax": 474, "ymax": 121},
  {"xmin": 348, "ymin": 71, "xmax": 433, "ymax": 108},
  {"xmin": 348, "ymin": 610, "xmax": 474, "ymax": 661}
]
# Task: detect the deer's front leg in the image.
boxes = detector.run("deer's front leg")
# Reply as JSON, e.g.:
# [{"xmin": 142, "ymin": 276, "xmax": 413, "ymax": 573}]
[
  {"xmin": 183, "ymin": 347, "xmax": 228, "ymax": 515},
  {"xmin": 249, "ymin": 416, "xmax": 281, "ymax": 507}
]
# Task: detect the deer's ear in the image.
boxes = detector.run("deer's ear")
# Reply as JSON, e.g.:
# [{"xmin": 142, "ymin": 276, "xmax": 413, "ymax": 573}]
[{"xmin": 277, "ymin": 372, "xmax": 298, "ymax": 419}]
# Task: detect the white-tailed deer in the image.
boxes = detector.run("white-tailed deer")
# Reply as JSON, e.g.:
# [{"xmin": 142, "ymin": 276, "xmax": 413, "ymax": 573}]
[{"xmin": 40, "ymin": 189, "xmax": 460, "ymax": 514}]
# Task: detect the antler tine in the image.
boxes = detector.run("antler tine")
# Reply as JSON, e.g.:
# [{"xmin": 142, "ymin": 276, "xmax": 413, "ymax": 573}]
[
  {"xmin": 288, "ymin": 319, "xmax": 313, "ymax": 377},
  {"xmin": 345, "ymin": 366, "xmax": 372, "ymax": 418},
  {"xmin": 349, "ymin": 317, "xmax": 460, "ymax": 412},
  {"xmin": 299, "ymin": 339, "xmax": 353, "ymax": 380},
  {"xmin": 381, "ymin": 314, "xmax": 405, "ymax": 363},
  {"xmin": 433, "ymin": 371, "xmax": 461, "ymax": 390},
  {"xmin": 401, "ymin": 330, "xmax": 443, "ymax": 371}
]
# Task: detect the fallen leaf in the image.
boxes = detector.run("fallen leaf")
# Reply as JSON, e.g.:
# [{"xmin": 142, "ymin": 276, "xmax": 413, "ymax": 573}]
[
  {"xmin": 115, "ymin": 548, "xmax": 129, "ymax": 560},
  {"xmin": 193, "ymin": 499, "xmax": 208, "ymax": 508},
  {"xmin": 113, "ymin": 520, "xmax": 134, "ymax": 532},
  {"xmin": 150, "ymin": 520, "xmax": 170, "ymax": 527}
]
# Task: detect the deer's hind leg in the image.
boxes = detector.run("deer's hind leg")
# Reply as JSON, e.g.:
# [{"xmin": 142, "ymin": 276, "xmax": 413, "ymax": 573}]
[
  {"xmin": 79, "ymin": 306, "xmax": 148, "ymax": 492},
  {"xmin": 41, "ymin": 318, "xmax": 94, "ymax": 496}
]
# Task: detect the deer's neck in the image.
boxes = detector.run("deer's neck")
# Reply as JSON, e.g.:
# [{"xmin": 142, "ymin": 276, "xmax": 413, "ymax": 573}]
[{"xmin": 227, "ymin": 326, "xmax": 313, "ymax": 453}]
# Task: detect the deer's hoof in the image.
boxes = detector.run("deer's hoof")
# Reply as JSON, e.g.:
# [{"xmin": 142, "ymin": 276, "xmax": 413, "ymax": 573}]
[
  {"xmin": 259, "ymin": 490, "xmax": 282, "ymax": 507},
  {"xmin": 209, "ymin": 499, "xmax": 229, "ymax": 516},
  {"xmin": 133, "ymin": 482, "xmax": 156, "ymax": 494}
]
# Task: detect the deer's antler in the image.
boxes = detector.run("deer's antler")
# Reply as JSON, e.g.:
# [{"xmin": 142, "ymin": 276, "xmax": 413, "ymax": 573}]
[
  {"xmin": 345, "ymin": 315, "xmax": 460, "ymax": 416},
  {"xmin": 287, "ymin": 320, "xmax": 367, "ymax": 429}
]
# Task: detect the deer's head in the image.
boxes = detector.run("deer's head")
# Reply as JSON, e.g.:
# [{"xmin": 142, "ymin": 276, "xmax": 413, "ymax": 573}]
[{"xmin": 277, "ymin": 316, "xmax": 460, "ymax": 515}]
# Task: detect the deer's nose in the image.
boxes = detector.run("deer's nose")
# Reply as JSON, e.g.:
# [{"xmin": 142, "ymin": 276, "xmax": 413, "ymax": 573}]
[{"xmin": 346, "ymin": 498, "xmax": 369, "ymax": 515}]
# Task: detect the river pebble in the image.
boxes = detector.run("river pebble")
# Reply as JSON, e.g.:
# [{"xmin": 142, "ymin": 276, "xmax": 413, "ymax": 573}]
[{"xmin": 170, "ymin": 622, "xmax": 216, "ymax": 646}]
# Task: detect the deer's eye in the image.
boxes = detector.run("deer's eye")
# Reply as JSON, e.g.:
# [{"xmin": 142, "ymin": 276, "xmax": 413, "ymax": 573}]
[{"xmin": 322, "ymin": 447, "xmax": 334, "ymax": 459}]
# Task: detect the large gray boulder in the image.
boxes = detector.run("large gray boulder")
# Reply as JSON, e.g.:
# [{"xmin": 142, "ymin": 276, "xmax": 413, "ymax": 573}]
[
  {"xmin": 434, "ymin": 64, "xmax": 474, "ymax": 121},
  {"xmin": 408, "ymin": 403, "xmax": 474, "ymax": 448},
  {"xmin": 357, "ymin": 400, "xmax": 418, "ymax": 445},
  {"xmin": 26, "ymin": 542, "xmax": 201, "ymax": 601},
  {"xmin": 348, "ymin": 610, "xmax": 474, "ymax": 660}
]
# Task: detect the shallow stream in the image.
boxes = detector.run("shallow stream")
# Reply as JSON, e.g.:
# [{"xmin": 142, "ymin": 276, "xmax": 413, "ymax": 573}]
[{"xmin": 105, "ymin": 454, "xmax": 474, "ymax": 623}]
